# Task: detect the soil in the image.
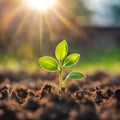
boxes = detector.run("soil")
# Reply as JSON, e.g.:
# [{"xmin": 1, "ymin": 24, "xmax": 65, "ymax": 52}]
[{"xmin": 0, "ymin": 70, "xmax": 120, "ymax": 120}]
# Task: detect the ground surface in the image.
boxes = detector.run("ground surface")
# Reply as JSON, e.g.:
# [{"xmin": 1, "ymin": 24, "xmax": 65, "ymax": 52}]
[{"xmin": 0, "ymin": 70, "xmax": 120, "ymax": 120}]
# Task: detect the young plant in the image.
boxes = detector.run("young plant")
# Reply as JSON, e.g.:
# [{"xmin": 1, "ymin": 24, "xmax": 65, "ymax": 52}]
[{"xmin": 38, "ymin": 40, "xmax": 85, "ymax": 93}]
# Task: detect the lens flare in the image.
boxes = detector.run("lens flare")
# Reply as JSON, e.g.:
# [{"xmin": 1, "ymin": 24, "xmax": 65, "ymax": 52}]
[{"xmin": 26, "ymin": 0, "xmax": 56, "ymax": 11}]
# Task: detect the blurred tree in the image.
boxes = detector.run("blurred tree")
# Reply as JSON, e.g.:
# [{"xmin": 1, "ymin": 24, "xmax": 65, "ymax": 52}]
[
  {"xmin": 58, "ymin": 0, "xmax": 91, "ymax": 25},
  {"xmin": 109, "ymin": 4, "xmax": 120, "ymax": 25},
  {"xmin": 83, "ymin": 0, "xmax": 120, "ymax": 26}
]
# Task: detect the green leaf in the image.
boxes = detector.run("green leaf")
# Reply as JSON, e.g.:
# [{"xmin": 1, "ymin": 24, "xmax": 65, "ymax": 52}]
[
  {"xmin": 64, "ymin": 53, "xmax": 80, "ymax": 67},
  {"xmin": 55, "ymin": 40, "xmax": 68, "ymax": 61},
  {"xmin": 65, "ymin": 72, "xmax": 85, "ymax": 80},
  {"xmin": 38, "ymin": 56, "xmax": 58, "ymax": 72}
]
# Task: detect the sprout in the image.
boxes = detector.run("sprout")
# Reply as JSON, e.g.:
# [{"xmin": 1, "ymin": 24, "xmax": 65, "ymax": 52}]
[{"xmin": 38, "ymin": 40, "xmax": 85, "ymax": 93}]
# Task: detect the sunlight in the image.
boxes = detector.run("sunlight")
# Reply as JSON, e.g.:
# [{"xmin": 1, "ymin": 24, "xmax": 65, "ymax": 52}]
[
  {"xmin": 26, "ymin": 0, "xmax": 56, "ymax": 11},
  {"xmin": 1, "ymin": 0, "xmax": 84, "ymax": 54}
]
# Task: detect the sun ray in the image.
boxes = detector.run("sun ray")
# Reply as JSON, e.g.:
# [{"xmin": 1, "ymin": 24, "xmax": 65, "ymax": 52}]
[
  {"xmin": 13, "ymin": 10, "xmax": 32, "ymax": 39},
  {"xmin": 53, "ymin": 9, "xmax": 74, "ymax": 30},
  {"xmin": 27, "ymin": 11, "xmax": 39, "ymax": 40},
  {"xmin": 57, "ymin": 1, "xmax": 77, "ymax": 21},
  {"xmin": 44, "ymin": 13, "xmax": 54, "ymax": 43},
  {"xmin": 56, "ymin": 1, "xmax": 90, "ymax": 40},
  {"xmin": 39, "ymin": 13, "xmax": 43, "ymax": 54},
  {"xmin": 53, "ymin": 3, "xmax": 89, "ymax": 40},
  {"xmin": 2, "ymin": 5, "xmax": 24, "ymax": 31}
]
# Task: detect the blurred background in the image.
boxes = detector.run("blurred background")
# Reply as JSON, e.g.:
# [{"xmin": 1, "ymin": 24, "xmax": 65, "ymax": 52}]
[{"xmin": 0, "ymin": 0, "xmax": 120, "ymax": 74}]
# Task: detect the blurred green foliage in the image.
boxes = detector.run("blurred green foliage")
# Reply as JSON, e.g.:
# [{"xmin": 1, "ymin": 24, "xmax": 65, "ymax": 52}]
[
  {"xmin": 72, "ymin": 47, "xmax": 120, "ymax": 74},
  {"xmin": 0, "ymin": 47, "xmax": 120, "ymax": 74}
]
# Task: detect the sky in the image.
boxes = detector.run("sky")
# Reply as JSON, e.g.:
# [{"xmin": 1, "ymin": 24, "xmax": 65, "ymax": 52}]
[{"xmin": 84, "ymin": 0, "xmax": 120, "ymax": 26}]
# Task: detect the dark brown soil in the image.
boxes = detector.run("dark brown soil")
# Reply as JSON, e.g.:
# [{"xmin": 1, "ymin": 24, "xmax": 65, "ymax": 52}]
[{"xmin": 0, "ymin": 70, "xmax": 120, "ymax": 120}]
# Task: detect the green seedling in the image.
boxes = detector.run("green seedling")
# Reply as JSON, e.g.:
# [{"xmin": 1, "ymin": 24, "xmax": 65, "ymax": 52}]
[{"xmin": 38, "ymin": 40, "xmax": 85, "ymax": 93}]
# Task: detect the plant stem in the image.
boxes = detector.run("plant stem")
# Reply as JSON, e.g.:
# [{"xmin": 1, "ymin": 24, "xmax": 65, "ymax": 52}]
[
  {"xmin": 58, "ymin": 62, "xmax": 63, "ymax": 93},
  {"xmin": 59, "ymin": 71, "xmax": 62, "ymax": 93}
]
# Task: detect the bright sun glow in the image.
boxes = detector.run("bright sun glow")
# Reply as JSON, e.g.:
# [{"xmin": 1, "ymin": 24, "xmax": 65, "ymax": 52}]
[{"xmin": 26, "ymin": 0, "xmax": 56, "ymax": 11}]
